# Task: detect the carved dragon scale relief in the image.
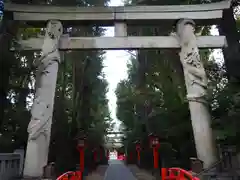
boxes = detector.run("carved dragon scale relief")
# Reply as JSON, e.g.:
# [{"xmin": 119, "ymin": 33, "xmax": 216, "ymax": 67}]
[
  {"xmin": 177, "ymin": 19, "xmax": 208, "ymax": 104},
  {"xmin": 28, "ymin": 20, "xmax": 63, "ymax": 140}
]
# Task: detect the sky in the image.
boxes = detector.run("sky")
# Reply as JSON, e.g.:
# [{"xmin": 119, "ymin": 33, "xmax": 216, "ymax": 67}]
[{"xmin": 103, "ymin": 0, "xmax": 130, "ymax": 132}]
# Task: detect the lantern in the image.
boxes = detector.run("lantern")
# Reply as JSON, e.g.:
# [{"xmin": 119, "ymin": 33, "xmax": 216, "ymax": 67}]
[
  {"xmin": 77, "ymin": 138, "xmax": 85, "ymax": 148},
  {"xmin": 134, "ymin": 140, "xmax": 141, "ymax": 151},
  {"xmin": 76, "ymin": 130, "xmax": 87, "ymax": 149},
  {"xmin": 148, "ymin": 133, "xmax": 160, "ymax": 148}
]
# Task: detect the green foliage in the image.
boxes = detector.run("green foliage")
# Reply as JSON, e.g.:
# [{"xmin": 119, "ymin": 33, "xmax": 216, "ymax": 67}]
[
  {"xmin": 211, "ymin": 83, "xmax": 240, "ymax": 143},
  {"xmin": 237, "ymin": 16, "xmax": 240, "ymax": 32}
]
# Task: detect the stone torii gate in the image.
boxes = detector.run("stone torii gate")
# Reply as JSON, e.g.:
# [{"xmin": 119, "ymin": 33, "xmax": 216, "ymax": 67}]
[
  {"xmin": 4, "ymin": 0, "xmax": 235, "ymax": 178},
  {"xmin": 105, "ymin": 132, "xmax": 125, "ymax": 147}
]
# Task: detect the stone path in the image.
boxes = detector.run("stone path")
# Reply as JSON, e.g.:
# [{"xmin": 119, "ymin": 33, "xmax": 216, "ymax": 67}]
[
  {"xmin": 128, "ymin": 165, "xmax": 156, "ymax": 180},
  {"xmin": 85, "ymin": 160, "xmax": 137, "ymax": 180},
  {"xmin": 85, "ymin": 161, "xmax": 155, "ymax": 180},
  {"xmin": 85, "ymin": 165, "xmax": 108, "ymax": 180},
  {"xmin": 103, "ymin": 160, "xmax": 137, "ymax": 180}
]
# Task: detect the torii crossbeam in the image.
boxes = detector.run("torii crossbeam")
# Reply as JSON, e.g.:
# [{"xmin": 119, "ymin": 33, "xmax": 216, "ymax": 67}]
[
  {"xmin": 5, "ymin": 0, "xmax": 231, "ymax": 25},
  {"xmin": 5, "ymin": 1, "xmax": 230, "ymax": 50}
]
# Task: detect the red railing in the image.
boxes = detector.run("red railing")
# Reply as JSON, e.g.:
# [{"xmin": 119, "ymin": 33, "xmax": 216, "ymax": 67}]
[
  {"xmin": 162, "ymin": 168, "xmax": 200, "ymax": 180},
  {"xmin": 56, "ymin": 171, "xmax": 82, "ymax": 180},
  {"xmin": 57, "ymin": 167, "xmax": 199, "ymax": 180}
]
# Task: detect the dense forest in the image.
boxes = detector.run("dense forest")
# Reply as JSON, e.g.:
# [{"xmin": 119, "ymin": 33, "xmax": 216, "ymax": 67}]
[{"xmin": 0, "ymin": 0, "xmax": 239, "ymax": 176}]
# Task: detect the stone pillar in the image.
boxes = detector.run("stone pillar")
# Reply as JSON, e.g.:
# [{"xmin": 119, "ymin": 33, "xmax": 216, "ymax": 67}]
[
  {"xmin": 176, "ymin": 19, "xmax": 217, "ymax": 168},
  {"xmin": 23, "ymin": 20, "xmax": 63, "ymax": 178}
]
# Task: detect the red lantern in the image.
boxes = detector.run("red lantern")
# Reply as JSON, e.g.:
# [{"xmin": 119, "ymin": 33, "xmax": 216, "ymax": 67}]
[
  {"xmin": 136, "ymin": 144, "xmax": 141, "ymax": 151},
  {"xmin": 148, "ymin": 133, "xmax": 160, "ymax": 148},
  {"xmin": 135, "ymin": 141, "xmax": 141, "ymax": 151},
  {"xmin": 77, "ymin": 139, "xmax": 85, "ymax": 149}
]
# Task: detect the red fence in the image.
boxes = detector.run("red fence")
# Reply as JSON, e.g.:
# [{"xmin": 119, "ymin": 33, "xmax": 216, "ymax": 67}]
[
  {"xmin": 57, "ymin": 167, "xmax": 199, "ymax": 180},
  {"xmin": 56, "ymin": 171, "xmax": 82, "ymax": 180},
  {"xmin": 162, "ymin": 168, "xmax": 200, "ymax": 180}
]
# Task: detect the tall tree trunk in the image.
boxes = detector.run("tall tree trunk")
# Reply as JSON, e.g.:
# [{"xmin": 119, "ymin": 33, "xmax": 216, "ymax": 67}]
[{"xmin": 218, "ymin": 6, "xmax": 240, "ymax": 82}]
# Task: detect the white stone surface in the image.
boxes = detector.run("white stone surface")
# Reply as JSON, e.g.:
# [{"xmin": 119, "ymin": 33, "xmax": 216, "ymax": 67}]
[
  {"xmin": 23, "ymin": 20, "xmax": 63, "ymax": 178},
  {"xmin": 5, "ymin": 1, "xmax": 231, "ymax": 24},
  {"xmin": 15, "ymin": 36, "xmax": 226, "ymax": 51},
  {"xmin": 176, "ymin": 19, "xmax": 217, "ymax": 168}
]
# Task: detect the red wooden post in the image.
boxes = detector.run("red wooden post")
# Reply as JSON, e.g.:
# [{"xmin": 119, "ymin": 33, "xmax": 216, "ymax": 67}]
[
  {"xmin": 77, "ymin": 146, "xmax": 85, "ymax": 178},
  {"xmin": 153, "ymin": 147, "xmax": 159, "ymax": 169},
  {"xmin": 77, "ymin": 136, "xmax": 86, "ymax": 177},
  {"xmin": 161, "ymin": 168, "xmax": 167, "ymax": 180},
  {"xmin": 148, "ymin": 133, "xmax": 160, "ymax": 170},
  {"xmin": 75, "ymin": 171, "xmax": 82, "ymax": 180},
  {"xmin": 137, "ymin": 150, "xmax": 140, "ymax": 162},
  {"xmin": 79, "ymin": 147, "xmax": 84, "ymax": 172},
  {"xmin": 93, "ymin": 149, "xmax": 97, "ymax": 162},
  {"xmin": 135, "ymin": 140, "xmax": 141, "ymax": 165}
]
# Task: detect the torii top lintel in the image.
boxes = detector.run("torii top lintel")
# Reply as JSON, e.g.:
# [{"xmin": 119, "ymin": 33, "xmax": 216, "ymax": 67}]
[{"xmin": 4, "ymin": 0, "xmax": 231, "ymax": 26}]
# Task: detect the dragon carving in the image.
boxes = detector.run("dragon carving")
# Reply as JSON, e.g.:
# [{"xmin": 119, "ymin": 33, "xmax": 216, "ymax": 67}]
[
  {"xmin": 176, "ymin": 19, "xmax": 208, "ymax": 104},
  {"xmin": 28, "ymin": 20, "xmax": 63, "ymax": 140}
]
